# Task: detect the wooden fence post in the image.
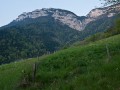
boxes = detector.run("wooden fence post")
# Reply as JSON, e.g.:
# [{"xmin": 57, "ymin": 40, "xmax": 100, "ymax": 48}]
[
  {"xmin": 32, "ymin": 62, "xmax": 37, "ymax": 82},
  {"xmin": 106, "ymin": 44, "xmax": 111, "ymax": 62}
]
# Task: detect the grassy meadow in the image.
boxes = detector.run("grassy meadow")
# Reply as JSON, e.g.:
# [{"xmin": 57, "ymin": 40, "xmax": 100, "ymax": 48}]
[{"xmin": 0, "ymin": 34, "xmax": 120, "ymax": 90}]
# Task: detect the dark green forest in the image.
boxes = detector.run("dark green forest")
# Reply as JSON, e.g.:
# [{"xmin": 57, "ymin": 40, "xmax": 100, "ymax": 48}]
[{"xmin": 0, "ymin": 17, "xmax": 81, "ymax": 64}]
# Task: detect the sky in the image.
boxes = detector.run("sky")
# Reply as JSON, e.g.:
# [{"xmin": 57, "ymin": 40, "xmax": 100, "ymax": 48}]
[{"xmin": 0, "ymin": 0, "xmax": 103, "ymax": 27}]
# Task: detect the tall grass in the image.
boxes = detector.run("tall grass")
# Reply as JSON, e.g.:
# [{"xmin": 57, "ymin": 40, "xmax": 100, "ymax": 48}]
[{"xmin": 0, "ymin": 34, "xmax": 120, "ymax": 90}]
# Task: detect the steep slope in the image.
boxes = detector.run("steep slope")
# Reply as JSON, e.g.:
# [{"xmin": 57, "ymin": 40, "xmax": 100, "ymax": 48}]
[
  {"xmin": 0, "ymin": 16, "xmax": 81, "ymax": 64},
  {"xmin": 4, "ymin": 3, "xmax": 120, "ymax": 35},
  {"xmin": 84, "ymin": 3, "xmax": 120, "ymax": 25},
  {"xmin": 8, "ymin": 3, "xmax": 120, "ymax": 31},
  {"xmin": 81, "ymin": 4, "xmax": 120, "ymax": 37},
  {"xmin": 11, "ymin": 8, "xmax": 83, "ymax": 31},
  {"xmin": 83, "ymin": 14, "xmax": 120, "ymax": 38},
  {"xmin": 0, "ymin": 34, "xmax": 120, "ymax": 90}
]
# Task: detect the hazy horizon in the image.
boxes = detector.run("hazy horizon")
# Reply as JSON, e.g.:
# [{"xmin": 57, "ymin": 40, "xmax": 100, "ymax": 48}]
[{"xmin": 0, "ymin": 0, "xmax": 102, "ymax": 27}]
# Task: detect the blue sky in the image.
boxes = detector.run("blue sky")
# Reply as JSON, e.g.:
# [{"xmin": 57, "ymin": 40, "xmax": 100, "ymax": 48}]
[{"xmin": 0, "ymin": 0, "xmax": 102, "ymax": 27}]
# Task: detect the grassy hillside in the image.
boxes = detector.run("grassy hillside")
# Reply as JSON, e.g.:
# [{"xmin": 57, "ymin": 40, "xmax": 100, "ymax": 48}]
[{"xmin": 0, "ymin": 34, "xmax": 120, "ymax": 90}]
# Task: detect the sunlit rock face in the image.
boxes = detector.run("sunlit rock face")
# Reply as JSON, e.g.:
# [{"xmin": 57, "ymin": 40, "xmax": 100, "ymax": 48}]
[
  {"xmin": 15, "ymin": 4, "xmax": 120, "ymax": 31},
  {"xmin": 82, "ymin": 4, "xmax": 120, "ymax": 29},
  {"xmin": 15, "ymin": 8, "xmax": 83, "ymax": 31},
  {"xmin": 87, "ymin": 9, "xmax": 105, "ymax": 19}
]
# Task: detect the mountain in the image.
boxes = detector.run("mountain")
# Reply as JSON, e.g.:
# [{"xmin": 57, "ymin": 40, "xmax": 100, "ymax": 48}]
[
  {"xmin": 11, "ymin": 8, "xmax": 84, "ymax": 31},
  {"xmin": 82, "ymin": 4, "xmax": 120, "ymax": 37},
  {"xmin": 0, "ymin": 4, "xmax": 120, "ymax": 64},
  {"xmin": 0, "ymin": 16, "xmax": 82, "ymax": 64},
  {"xmin": 10, "ymin": 4, "xmax": 120, "ymax": 31}
]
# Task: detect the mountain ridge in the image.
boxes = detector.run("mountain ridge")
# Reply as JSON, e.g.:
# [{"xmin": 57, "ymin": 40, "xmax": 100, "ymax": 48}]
[{"xmin": 12, "ymin": 4, "xmax": 120, "ymax": 31}]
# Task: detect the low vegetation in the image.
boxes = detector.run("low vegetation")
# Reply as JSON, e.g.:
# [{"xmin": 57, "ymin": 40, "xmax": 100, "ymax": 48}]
[{"xmin": 0, "ymin": 33, "xmax": 120, "ymax": 90}]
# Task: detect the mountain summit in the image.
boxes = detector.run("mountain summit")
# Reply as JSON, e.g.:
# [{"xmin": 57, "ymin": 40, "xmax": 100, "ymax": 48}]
[
  {"xmin": 15, "ymin": 8, "xmax": 83, "ymax": 31},
  {"xmin": 14, "ymin": 4, "xmax": 120, "ymax": 31}
]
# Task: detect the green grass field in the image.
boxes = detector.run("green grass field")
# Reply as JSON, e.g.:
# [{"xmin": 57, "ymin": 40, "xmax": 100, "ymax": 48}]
[{"xmin": 0, "ymin": 34, "xmax": 120, "ymax": 90}]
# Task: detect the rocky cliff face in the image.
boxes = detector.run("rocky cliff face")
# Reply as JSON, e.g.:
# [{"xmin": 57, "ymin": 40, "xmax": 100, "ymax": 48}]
[
  {"xmin": 14, "ymin": 4, "xmax": 120, "ymax": 31},
  {"xmin": 15, "ymin": 8, "xmax": 83, "ymax": 31},
  {"xmin": 84, "ymin": 4, "xmax": 120, "ymax": 26}
]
